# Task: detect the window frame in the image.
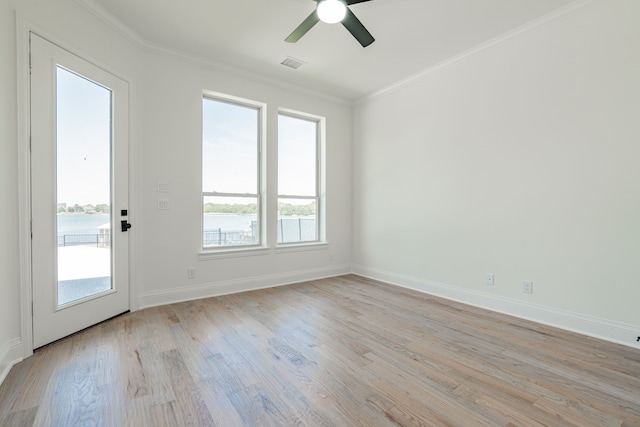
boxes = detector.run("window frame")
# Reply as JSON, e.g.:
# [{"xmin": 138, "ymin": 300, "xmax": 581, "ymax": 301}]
[
  {"xmin": 277, "ymin": 109, "xmax": 325, "ymax": 246},
  {"xmin": 201, "ymin": 91, "xmax": 266, "ymax": 252}
]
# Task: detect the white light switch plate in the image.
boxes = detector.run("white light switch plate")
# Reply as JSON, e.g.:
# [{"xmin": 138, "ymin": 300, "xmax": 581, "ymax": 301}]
[
  {"xmin": 158, "ymin": 180, "xmax": 170, "ymax": 193},
  {"xmin": 157, "ymin": 199, "xmax": 170, "ymax": 210}
]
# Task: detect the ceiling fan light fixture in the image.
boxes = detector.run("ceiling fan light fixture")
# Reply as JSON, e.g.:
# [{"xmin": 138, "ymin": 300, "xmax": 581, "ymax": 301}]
[
  {"xmin": 317, "ymin": 0, "xmax": 347, "ymax": 24},
  {"xmin": 285, "ymin": 0, "xmax": 374, "ymax": 47}
]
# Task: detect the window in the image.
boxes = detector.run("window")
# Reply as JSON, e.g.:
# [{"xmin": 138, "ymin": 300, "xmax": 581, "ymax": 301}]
[
  {"xmin": 202, "ymin": 95, "xmax": 262, "ymax": 248},
  {"xmin": 278, "ymin": 112, "xmax": 321, "ymax": 244}
]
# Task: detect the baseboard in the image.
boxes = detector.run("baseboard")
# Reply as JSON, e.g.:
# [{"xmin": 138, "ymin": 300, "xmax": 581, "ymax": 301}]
[
  {"xmin": 0, "ymin": 338, "xmax": 24, "ymax": 386},
  {"xmin": 138, "ymin": 264, "xmax": 352, "ymax": 309},
  {"xmin": 352, "ymin": 264, "xmax": 640, "ymax": 349}
]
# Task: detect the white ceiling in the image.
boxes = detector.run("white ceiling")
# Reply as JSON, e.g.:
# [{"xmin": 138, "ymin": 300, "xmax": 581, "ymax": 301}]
[{"xmin": 87, "ymin": 0, "xmax": 576, "ymax": 102}]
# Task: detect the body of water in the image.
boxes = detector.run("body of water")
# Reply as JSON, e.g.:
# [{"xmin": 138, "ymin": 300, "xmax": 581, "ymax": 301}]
[
  {"xmin": 204, "ymin": 214, "xmax": 257, "ymax": 231},
  {"xmin": 57, "ymin": 213, "xmax": 257, "ymax": 235},
  {"xmin": 57, "ymin": 213, "xmax": 110, "ymax": 236}
]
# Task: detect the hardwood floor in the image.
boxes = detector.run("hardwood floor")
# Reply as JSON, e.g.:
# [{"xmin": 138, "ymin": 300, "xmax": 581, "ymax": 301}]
[{"xmin": 1, "ymin": 274, "xmax": 639, "ymax": 426}]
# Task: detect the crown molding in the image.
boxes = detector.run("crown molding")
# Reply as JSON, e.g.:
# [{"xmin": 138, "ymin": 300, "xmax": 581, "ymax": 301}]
[
  {"xmin": 75, "ymin": 0, "xmax": 351, "ymax": 106},
  {"xmin": 75, "ymin": 0, "xmax": 147, "ymax": 47},
  {"xmin": 355, "ymin": 0, "xmax": 598, "ymax": 105}
]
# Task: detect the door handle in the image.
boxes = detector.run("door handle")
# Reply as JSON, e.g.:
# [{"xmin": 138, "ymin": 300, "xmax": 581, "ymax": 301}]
[{"xmin": 121, "ymin": 220, "xmax": 132, "ymax": 232}]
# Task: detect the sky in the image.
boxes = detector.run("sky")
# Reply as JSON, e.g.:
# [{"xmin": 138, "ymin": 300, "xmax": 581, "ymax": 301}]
[
  {"xmin": 56, "ymin": 66, "xmax": 112, "ymax": 207},
  {"xmin": 202, "ymin": 98, "xmax": 258, "ymax": 195},
  {"xmin": 278, "ymin": 114, "xmax": 317, "ymax": 197},
  {"xmin": 56, "ymin": 76, "xmax": 318, "ymax": 208},
  {"xmin": 202, "ymin": 97, "xmax": 318, "ymax": 201}
]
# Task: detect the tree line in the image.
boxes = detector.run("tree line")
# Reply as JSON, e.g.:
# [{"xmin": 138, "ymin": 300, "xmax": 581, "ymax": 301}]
[
  {"xmin": 57, "ymin": 203, "xmax": 110, "ymax": 213},
  {"xmin": 204, "ymin": 201, "xmax": 315, "ymax": 216}
]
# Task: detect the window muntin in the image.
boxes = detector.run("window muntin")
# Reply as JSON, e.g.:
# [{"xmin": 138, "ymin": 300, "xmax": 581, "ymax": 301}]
[
  {"xmin": 278, "ymin": 113, "xmax": 320, "ymax": 244},
  {"xmin": 202, "ymin": 96, "xmax": 262, "ymax": 248}
]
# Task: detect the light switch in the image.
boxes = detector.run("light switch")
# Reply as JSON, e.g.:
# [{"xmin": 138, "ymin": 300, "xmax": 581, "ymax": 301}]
[
  {"xmin": 158, "ymin": 180, "xmax": 170, "ymax": 193},
  {"xmin": 157, "ymin": 199, "xmax": 170, "ymax": 210}
]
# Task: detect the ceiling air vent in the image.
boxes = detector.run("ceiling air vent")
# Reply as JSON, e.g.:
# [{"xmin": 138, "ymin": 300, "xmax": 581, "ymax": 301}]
[{"xmin": 280, "ymin": 56, "xmax": 306, "ymax": 69}]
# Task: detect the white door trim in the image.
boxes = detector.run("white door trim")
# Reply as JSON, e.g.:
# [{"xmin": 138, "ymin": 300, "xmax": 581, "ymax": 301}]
[{"xmin": 16, "ymin": 18, "xmax": 138, "ymax": 357}]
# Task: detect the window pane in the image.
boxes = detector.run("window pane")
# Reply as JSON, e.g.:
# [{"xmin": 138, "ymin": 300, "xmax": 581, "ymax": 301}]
[
  {"xmin": 278, "ymin": 115, "xmax": 317, "ymax": 196},
  {"xmin": 277, "ymin": 198, "xmax": 317, "ymax": 243},
  {"xmin": 203, "ymin": 196, "xmax": 258, "ymax": 247},
  {"xmin": 203, "ymin": 98, "xmax": 258, "ymax": 194}
]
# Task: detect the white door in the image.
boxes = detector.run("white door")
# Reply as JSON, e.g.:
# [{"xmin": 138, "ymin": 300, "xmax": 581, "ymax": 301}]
[{"xmin": 30, "ymin": 33, "xmax": 130, "ymax": 348}]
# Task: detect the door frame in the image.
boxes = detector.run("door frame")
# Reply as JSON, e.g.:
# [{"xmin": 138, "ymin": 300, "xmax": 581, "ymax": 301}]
[{"xmin": 16, "ymin": 21, "xmax": 138, "ymax": 357}]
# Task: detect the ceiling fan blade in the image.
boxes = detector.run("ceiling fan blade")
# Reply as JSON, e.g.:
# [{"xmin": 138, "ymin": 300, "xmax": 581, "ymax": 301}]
[
  {"xmin": 341, "ymin": 8, "xmax": 375, "ymax": 47},
  {"xmin": 346, "ymin": 0, "xmax": 372, "ymax": 5},
  {"xmin": 285, "ymin": 11, "xmax": 320, "ymax": 43}
]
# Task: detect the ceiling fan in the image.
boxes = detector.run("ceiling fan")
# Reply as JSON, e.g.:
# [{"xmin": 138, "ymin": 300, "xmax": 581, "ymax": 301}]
[{"xmin": 285, "ymin": 0, "xmax": 375, "ymax": 47}]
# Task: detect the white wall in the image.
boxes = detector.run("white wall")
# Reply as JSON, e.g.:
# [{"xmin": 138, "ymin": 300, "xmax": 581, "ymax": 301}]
[
  {"xmin": 135, "ymin": 51, "xmax": 352, "ymax": 307},
  {"xmin": 2, "ymin": 0, "xmax": 352, "ymax": 373},
  {"xmin": 0, "ymin": 0, "xmax": 21, "ymax": 381},
  {"xmin": 353, "ymin": 0, "xmax": 640, "ymax": 346}
]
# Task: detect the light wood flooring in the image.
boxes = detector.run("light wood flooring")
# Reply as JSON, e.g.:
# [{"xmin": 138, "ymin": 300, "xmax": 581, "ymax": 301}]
[{"xmin": 1, "ymin": 275, "xmax": 639, "ymax": 426}]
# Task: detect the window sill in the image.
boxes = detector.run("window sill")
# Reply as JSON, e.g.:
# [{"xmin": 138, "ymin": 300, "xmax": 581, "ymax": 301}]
[
  {"xmin": 198, "ymin": 246, "xmax": 271, "ymax": 261},
  {"xmin": 197, "ymin": 242, "xmax": 329, "ymax": 260},
  {"xmin": 275, "ymin": 242, "xmax": 328, "ymax": 254}
]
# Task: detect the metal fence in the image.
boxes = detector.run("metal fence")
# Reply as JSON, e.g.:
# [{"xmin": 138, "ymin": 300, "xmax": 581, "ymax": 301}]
[
  {"xmin": 203, "ymin": 228, "xmax": 255, "ymax": 246},
  {"xmin": 57, "ymin": 234, "xmax": 110, "ymax": 247},
  {"xmin": 203, "ymin": 218, "xmax": 317, "ymax": 247},
  {"xmin": 203, "ymin": 221, "xmax": 259, "ymax": 247},
  {"xmin": 277, "ymin": 218, "xmax": 316, "ymax": 243}
]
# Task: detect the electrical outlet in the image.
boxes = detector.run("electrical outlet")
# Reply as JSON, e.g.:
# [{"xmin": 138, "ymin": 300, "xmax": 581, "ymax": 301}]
[
  {"xmin": 187, "ymin": 268, "xmax": 196, "ymax": 279},
  {"xmin": 158, "ymin": 180, "xmax": 170, "ymax": 192},
  {"xmin": 523, "ymin": 280, "xmax": 533, "ymax": 294},
  {"xmin": 486, "ymin": 273, "xmax": 494, "ymax": 286},
  {"xmin": 157, "ymin": 199, "xmax": 170, "ymax": 210}
]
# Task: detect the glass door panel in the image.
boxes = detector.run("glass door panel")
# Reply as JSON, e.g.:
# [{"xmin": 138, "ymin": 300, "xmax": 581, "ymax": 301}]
[{"xmin": 56, "ymin": 66, "xmax": 112, "ymax": 306}]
